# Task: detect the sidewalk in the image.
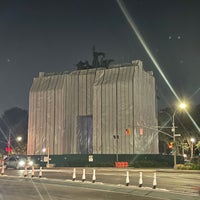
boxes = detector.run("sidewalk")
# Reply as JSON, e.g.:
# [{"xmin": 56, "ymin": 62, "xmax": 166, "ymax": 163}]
[
  {"xmin": 156, "ymin": 168, "xmax": 200, "ymax": 174},
  {"xmin": 50, "ymin": 166, "xmax": 200, "ymax": 174}
]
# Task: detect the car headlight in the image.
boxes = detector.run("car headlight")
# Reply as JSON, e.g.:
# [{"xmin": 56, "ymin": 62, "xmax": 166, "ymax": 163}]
[{"xmin": 19, "ymin": 160, "xmax": 25, "ymax": 167}]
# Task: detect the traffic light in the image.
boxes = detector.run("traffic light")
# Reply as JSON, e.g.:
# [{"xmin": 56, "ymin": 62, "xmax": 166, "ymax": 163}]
[
  {"xmin": 6, "ymin": 147, "xmax": 12, "ymax": 153},
  {"xmin": 168, "ymin": 142, "xmax": 173, "ymax": 149},
  {"xmin": 125, "ymin": 128, "xmax": 131, "ymax": 135},
  {"xmin": 139, "ymin": 128, "xmax": 144, "ymax": 135}
]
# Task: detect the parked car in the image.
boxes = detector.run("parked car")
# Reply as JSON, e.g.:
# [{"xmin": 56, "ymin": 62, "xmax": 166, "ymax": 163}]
[{"xmin": 4, "ymin": 155, "xmax": 34, "ymax": 169}]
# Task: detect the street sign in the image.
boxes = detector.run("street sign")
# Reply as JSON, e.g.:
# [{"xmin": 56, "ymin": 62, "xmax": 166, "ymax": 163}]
[
  {"xmin": 88, "ymin": 155, "xmax": 93, "ymax": 162},
  {"xmin": 174, "ymin": 134, "xmax": 181, "ymax": 137},
  {"xmin": 171, "ymin": 149, "xmax": 176, "ymax": 154}
]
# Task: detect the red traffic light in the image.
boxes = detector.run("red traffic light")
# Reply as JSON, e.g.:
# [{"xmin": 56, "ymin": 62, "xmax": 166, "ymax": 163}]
[
  {"xmin": 168, "ymin": 142, "xmax": 173, "ymax": 149},
  {"xmin": 139, "ymin": 128, "xmax": 144, "ymax": 135},
  {"xmin": 6, "ymin": 147, "xmax": 12, "ymax": 152},
  {"xmin": 126, "ymin": 128, "xmax": 131, "ymax": 135}
]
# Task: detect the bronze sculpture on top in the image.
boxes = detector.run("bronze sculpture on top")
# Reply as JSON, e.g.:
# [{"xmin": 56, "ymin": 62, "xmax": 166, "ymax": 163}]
[{"xmin": 77, "ymin": 46, "xmax": 114, "ymax": 70}]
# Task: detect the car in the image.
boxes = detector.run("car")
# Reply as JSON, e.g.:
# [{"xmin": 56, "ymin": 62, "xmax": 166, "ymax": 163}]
[{"xmin": 3, "ymin": 155, "xmax": 34, "ymax": 169}]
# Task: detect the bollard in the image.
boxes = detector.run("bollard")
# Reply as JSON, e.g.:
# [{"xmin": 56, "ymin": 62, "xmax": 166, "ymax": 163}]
[
  {"xmin": 82, "ymin": 168, "xmax": 86, "ymax": 182},
  {"xmin": 24, "ymin": 166, "xmax": 28, "ymax": 177},
  {"xmin": 31, "ymin": 166, "xmax": 35, "ymax": 177},
  {"xmin": 125, "ymin": 171, "xmax": 130, "ymax": 186},
  {"xmin": 39, "ymin": 167, "xmax": 42, "ymax": 178},
  {"xmin": 72, "ymin": 168, "xmax": 76, "ymax": 181},
  {"xmin": 139, "ymin": 172, "xmax": 143, "ymax": 187},
  {"xmin": 1, "ymin": 165, "xmax": 4, "ymax": 176},
  {"xmin": 152, "ymin": 172, "xmax": 157, "ymax": 189},
  {"xmin": 92, "ymin": 169, "xmax": 96, "ymax": 183}
]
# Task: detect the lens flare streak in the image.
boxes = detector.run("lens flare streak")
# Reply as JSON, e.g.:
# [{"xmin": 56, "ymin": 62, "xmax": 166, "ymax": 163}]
[{"xmin": 116, "ymin": 0, "xmax": 200, "ymax": 134}]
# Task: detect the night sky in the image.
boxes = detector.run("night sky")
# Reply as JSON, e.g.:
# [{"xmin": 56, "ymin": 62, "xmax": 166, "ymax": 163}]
[{"xmin": 0, "ymin": 0, "xmax": 200, "ymax": 115}]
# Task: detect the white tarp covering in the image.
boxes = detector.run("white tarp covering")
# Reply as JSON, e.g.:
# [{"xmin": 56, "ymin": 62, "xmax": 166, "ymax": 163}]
[{"xmin": 27, "ymin": 60, "xmax": 158, "ymax": 155}]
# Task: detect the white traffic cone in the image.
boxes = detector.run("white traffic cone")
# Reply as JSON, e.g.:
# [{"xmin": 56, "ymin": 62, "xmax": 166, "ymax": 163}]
[
  {"xmin": 126, "ymin": 171, "xmax": 130, "ymax": 186},
  {"xmin": 72, "ymin": 168, "xmax": 76, "ymax": 181},
  {"xmin": 153, "ymin": 172, "xmax": 157, "ymax": 189},
  {"xmin": 39, "ymin": 167, "xmax": 42, "ymax": 178},
  {"xmin": 31, "ymin": 166, "xmax": 35, "ymax": 177},
  {"xmin": 82, "ymin": 168, "xmax": 86, "ymax": 182},
  {"xmin": 24, "ymin": 166, "xmax": 28, "ymax": 177},
  {"xmin": 139, "ymin": 172, "xmax": 143, "ymax": 187},
  {"xmin": 1, "ymin": 165, "xmax": 4, "ymax": 176},
  {"xmin": 92, "ymin": 169, "xmax": 96, "ymax": 183}
]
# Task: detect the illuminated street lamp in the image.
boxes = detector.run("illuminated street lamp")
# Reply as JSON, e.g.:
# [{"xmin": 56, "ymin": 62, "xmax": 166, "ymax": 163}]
[
  {"xmin": 179, "ymin": 102, "xmax": 187, "ymax": 109},
  {"xmin": 16, "ymin": 136, "xmax": 22, "ymax": 142},
  {"xmin": 190, "ymin": 138, "xmax": 196, "ymax": 158},
  {"xmin": 172, "ymin": 102, "xmax": 187, "ymax": 169},
  {"xmin": 42, "ymin": 147, "xmax": 46, "ymax": 153}
]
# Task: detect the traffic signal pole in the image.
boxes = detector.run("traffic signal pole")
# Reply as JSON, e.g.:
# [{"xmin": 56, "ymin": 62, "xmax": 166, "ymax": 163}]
[{"xmin": 8, "ymin": 130, "xmax": 11, "ymax": 156}]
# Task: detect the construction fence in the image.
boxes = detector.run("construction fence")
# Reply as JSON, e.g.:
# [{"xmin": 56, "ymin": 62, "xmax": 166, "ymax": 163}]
[{"xmin": 28, "ymin": 154, "xmax": 184, "ymax": 168}]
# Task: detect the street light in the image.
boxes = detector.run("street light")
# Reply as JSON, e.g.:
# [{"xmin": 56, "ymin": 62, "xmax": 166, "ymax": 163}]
[
  {"xmin": 16, "ymin": 136, "xmax": 22, "ymax": 142},
  {"xmin": 190, "ymin": 138, "xmax": 196, "ymax": 159},
  {"xmin": 172, "ymin": 102, "xmax": 187, "ymax": 169}
]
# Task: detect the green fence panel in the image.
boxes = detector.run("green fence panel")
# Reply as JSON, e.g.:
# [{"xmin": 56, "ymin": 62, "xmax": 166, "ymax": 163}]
[{"xmin": 27, "ymin": 154, "xmax": 184, "ymax": 168}]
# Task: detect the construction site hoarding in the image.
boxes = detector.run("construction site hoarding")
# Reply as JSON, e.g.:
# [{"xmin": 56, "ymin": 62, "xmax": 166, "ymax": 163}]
[{"xmin": 27, "ymin": 60, "xmax": 158, "ymax": 155}]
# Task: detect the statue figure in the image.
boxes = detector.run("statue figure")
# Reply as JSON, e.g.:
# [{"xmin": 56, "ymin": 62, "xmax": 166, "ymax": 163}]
[
  {"xmin": 101, "ymin": 59, "xmax": 114, "ymax": 68},
  {"xmin": 77, "ymin": 60, "xmax": 91, "ymax": 70},
  {"xmin": 76, "ymin": 46, "xmax": 114, "ymax": 70},
  {"xmin": 92, "ymin": 46, "xmax": 106, "ymax": 68}
]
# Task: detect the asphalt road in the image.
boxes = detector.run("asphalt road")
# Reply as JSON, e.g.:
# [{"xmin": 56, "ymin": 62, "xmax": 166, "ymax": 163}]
[
  {"xmin": 0, "ymin": 176, "xmax": 166, "ymax": 200},
  {"xmin": 1, "ymin": 167, "xmax": 200, "ymax": 200}
]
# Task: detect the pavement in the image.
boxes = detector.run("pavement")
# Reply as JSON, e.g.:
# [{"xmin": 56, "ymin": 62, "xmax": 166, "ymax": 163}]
[
  {"xmin": 20, "ymin": 175, "xmax": 200, "ymax": 200},
  {"xmin": 47, "ymin": 166, "xmax": 200, "ymax": 173}
]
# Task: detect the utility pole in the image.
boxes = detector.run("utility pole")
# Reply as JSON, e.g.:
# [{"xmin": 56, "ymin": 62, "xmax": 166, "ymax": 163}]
[
  {"xmin": 8, "ymin": 129, "xmax": 11, "ymax": 156},
  {"xmin": 172, "ymin": 112, "xmax": 177, "ymax": 169}
]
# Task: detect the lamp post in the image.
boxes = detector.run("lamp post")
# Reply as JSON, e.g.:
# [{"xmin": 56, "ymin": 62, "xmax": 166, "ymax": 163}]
[
  {"xmin": 190, "ymin": 138, "xmax": 196, "ymax": 159},
  {"xmin": 7, "ymin": 130, "xmax": 11, "ymax": 156},
  {"xmin": 15, "ymin": 136, "xmax": 23, "ymax": 155},
  {"xmin": 172, "ymin": 111, "xmax": 177, "ymax": 169},
  {"xmin": 171, "ymin": 102, "xmax": 187, "ymax": 169}
]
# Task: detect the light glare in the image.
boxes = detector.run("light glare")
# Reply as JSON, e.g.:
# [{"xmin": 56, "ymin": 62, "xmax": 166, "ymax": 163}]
[
  {"xmin": 179, "ymin": 103, "xmax": 186, "ymax": 109},
  {"xmin": 116, "ymin": 0, "xmax": 200, "ymax": 134}
]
